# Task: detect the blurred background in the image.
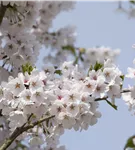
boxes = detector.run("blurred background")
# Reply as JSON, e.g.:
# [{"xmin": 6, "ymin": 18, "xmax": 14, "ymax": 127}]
[{"xmin": 37, "ymin": 2, "xmax": 135, "ymax": 150}]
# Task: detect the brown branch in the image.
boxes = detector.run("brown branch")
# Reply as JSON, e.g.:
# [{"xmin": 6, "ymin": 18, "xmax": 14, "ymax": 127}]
[
  {"xmin": 95, "ymin": 88, "xmax": 131, "ymax": 102},
  {"xmin": 0, "ymin": 115, "xmax": 55, "ymax": 150},
  {"xmin": 95, "ymin": 96, "xmax": 108, "ymax": 101}
]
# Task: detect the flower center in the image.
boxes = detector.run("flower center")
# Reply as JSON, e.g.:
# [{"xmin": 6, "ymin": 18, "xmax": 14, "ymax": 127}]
[{"xmin": 15, "ymin": 83, "xmax": 20, "ymax": 89}]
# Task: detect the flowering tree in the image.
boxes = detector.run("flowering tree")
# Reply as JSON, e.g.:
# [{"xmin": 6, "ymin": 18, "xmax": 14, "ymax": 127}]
[{"xmin": 0, "ymin": 1, "xmax": 134, "ymax": 150}]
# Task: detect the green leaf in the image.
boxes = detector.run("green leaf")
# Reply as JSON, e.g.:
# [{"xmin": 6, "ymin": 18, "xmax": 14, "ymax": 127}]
[
  {"xmin": 105, "ymin": 100, "xmax": 117, "ymax": 110},
  {"xmin": 130, "ymin": 0, "xmax": 135, "ymax": 4},
  {"xmin": 22, "ymin": 65, "xmax": 26, "ymax": 73},
  {"xmin": 87, "ymin": 65, "xmax": 93, "ymax": 76},
  {"xmin": 62, "ymin": 45, "xmax": 76, "ymax": 56},
  {"xmin": 120, "ymin": 75, "xmax": 125, "ymax": 81},
  {"xmin": 54, "ymin": 70, "xmax": 62, "ymax": 75},
  {"xmin": 119, "ymin": 75, "xmax": 124, "ymax": 89},
  {"xmin": 124, "ymin": 135, "xmax": 135, "ymax": 150},
  {"xmin": 22, "ymin": 63, "xmax": 34, "ymax": 75},
  {"xmin": 94, "ymin": 61, "xmax": 103, "ymax": 71},
  {"xmin": 73, "ymin": 56, "xmax": 79, "ymax": 65}
]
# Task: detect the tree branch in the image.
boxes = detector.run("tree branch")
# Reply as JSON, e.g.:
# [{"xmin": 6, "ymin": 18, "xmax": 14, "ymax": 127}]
[
  {"xmin": 0, "ymin": 115, "xmax": 55, "ymax": 150},
  {"xmin": 95, "ymin": 88, "xmax": 131, "ymax": 102}
]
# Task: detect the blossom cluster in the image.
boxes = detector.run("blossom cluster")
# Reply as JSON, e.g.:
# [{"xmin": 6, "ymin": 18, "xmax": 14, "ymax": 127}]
[
  {"xmin": 0, "ymin": 1, "xmax": 132, "ymax": 150},
  {"xmin": 37, "ymin": 26, "xmax": 76, "ymax": 51},
  {"xmin": 0, "ymin": 1, "xmax": 121, "ymax": 84},
  {"xmin": 43, "ymin": 46, "xmax": 120, "ymax": 68},
  {"xmin": 40, "ymin": 26, "xmax": 76, "ymax": 66},
  {"xmin": 0, "ymin": 59, "xmax": 124, "ymax": 149},
  {"xmin": 83, "ymin": 46, "xmax": 120, "ymax": 66},
  {"xmin": 0, "ymin": 30, "xmax": 41, "ymax": 80},
  {"xmin": 0, "ymin": 1, "xmax": 122, "ymax": 75},
  {"xmin": 0, "ymin": 1, "xmax": 75, "ymax": 82},
  {"xmin": 122, "ymin": 59, "xmax": 135, "ymax": 114}
]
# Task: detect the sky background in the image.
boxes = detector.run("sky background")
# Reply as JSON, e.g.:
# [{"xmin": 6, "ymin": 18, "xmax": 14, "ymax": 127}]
[{"xmin": 38, "ymin": 2, "xmax": 135, "ymax": 150}]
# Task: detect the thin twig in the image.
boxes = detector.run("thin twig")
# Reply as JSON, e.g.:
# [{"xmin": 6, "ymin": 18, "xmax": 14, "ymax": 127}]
[{"xmin": 21, "ymin": 113, "xmax": 33, "ymax": 128}]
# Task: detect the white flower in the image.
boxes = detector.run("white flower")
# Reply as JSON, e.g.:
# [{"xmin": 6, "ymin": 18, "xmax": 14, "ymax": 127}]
[
  {"xmin": 61, "ymin": 61, "xmax": 74, "ymax": 71},
  {"xmin": 1, "ymin": 106, "xmax": 13, "ymax": 116},
  {"xmin": 131, "ymin": 86, "xmax": 135, "ymax": 99},
  {"xmin": 66, "ymin": 102, "xmax": 79, "ymax": 117},
  {"xmin": 0, "ymin": 67, "xmax": 10, "ymax": 82},
  {"xmin": 29, "ymin": 76, "xmax": 44, "ymax": 92},
  {"xmin": 18, "ymin": 72, "xmax": 30, "ymax": 85},
  {"xmin": 46, "ymin": 135, "xmax": 60, "ymax": 146},
  {"xmin": 90, "ymin": 111, "xmax": 101, "ymax": 126},
  {"xmin": 94, "ymin": 78, "xmax": 107, "ymax": 97},
  {"xmin": 89, "ymin": 70, "xmax": 102, "ymax": 81},
  {"xmin": 23, "ymin": 103, "xmax": 36, "ymax": 115},
  {"xmin": 122, "ymin": 91, "xmax": 135, "ymax": 114},
  {"xmin": 11, "ymin": 53, "xmax": 25, "ymax": 68},
  {"xmin": 4, "ymin": 42, "xmax": 18, "ymax": 57},
  {"xmin": 34, "ymin": 103, "xmax": 48, "ymax": 118},
  {"xmin": 103, "ymin": 67, "xmax": 115, "ymax": 81},
  {"xmin": 80, "ymin": 92, "xmax": 94, "ymax": 103},
  {"xmin": 43, "ymin": 65, "xmax": 55, "ymax": 75},
  {"xmin": 20, "ymin": 89, "xmax": 32, "ymax": 102},
  {"xmin": 58, "ymin": 112, "xmax": 76, "ymax": 129},
  {"xmin": 32, "ymin": 88, "xmax": 47, "ymax": 104},
  {"xmin": 79, "ymin": 102, "xmax": 90, "ymax": 114},
  {"xmin": 83, "ymin": 78, "xmax": 96, "ymax": 94},
  {"xmin": 7, "ymin": 78, "xmax": 25, "ymax": 96},
  {"xmin": 3, "ymin": 90, "xmax": 13, "ymax": 101},
  {"xmin": 80, "ymin": 112, "xmax": 93, "ymax": 129},
  {"xmin": 50, "ymin": 101, "xmax": 65, "ymax": 116},
  {"xmin": 65, "ymin": 90, "xmax": 79, "ymax": 102},
  {"xmin": 9, "ymin": 111, "xmax": 27, "ymax": 128},
  {"xmin": 104, "ymin": 59, "xmax": 115, "ymax": 68},
  {"xmin": 126, "ymin": 67, "xmax": 135, "ymax": 79},
  {"xmin": 107, "ymin": 82, "xmax": 121, "ymax": 98},
  {"xmin": 53, "ymin": 124, "xmax": 64, "ymax": 135}
]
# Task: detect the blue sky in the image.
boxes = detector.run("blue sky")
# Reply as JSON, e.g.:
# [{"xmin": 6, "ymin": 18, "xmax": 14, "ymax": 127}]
[{"xmin": 38, "ymin": 2, "xmax": 135, "ymax": 150}]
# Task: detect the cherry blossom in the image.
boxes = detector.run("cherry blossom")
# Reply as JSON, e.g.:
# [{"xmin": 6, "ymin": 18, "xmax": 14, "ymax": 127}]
[{"xmin": 0, "ymin": 1, "xmax": 134, "ymax": 150}]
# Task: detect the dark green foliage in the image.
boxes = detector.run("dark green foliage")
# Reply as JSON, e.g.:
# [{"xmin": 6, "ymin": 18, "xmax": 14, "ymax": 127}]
[{"xmin": 124, "ymin": 135, "xmax": 135, "ymax": 150}]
